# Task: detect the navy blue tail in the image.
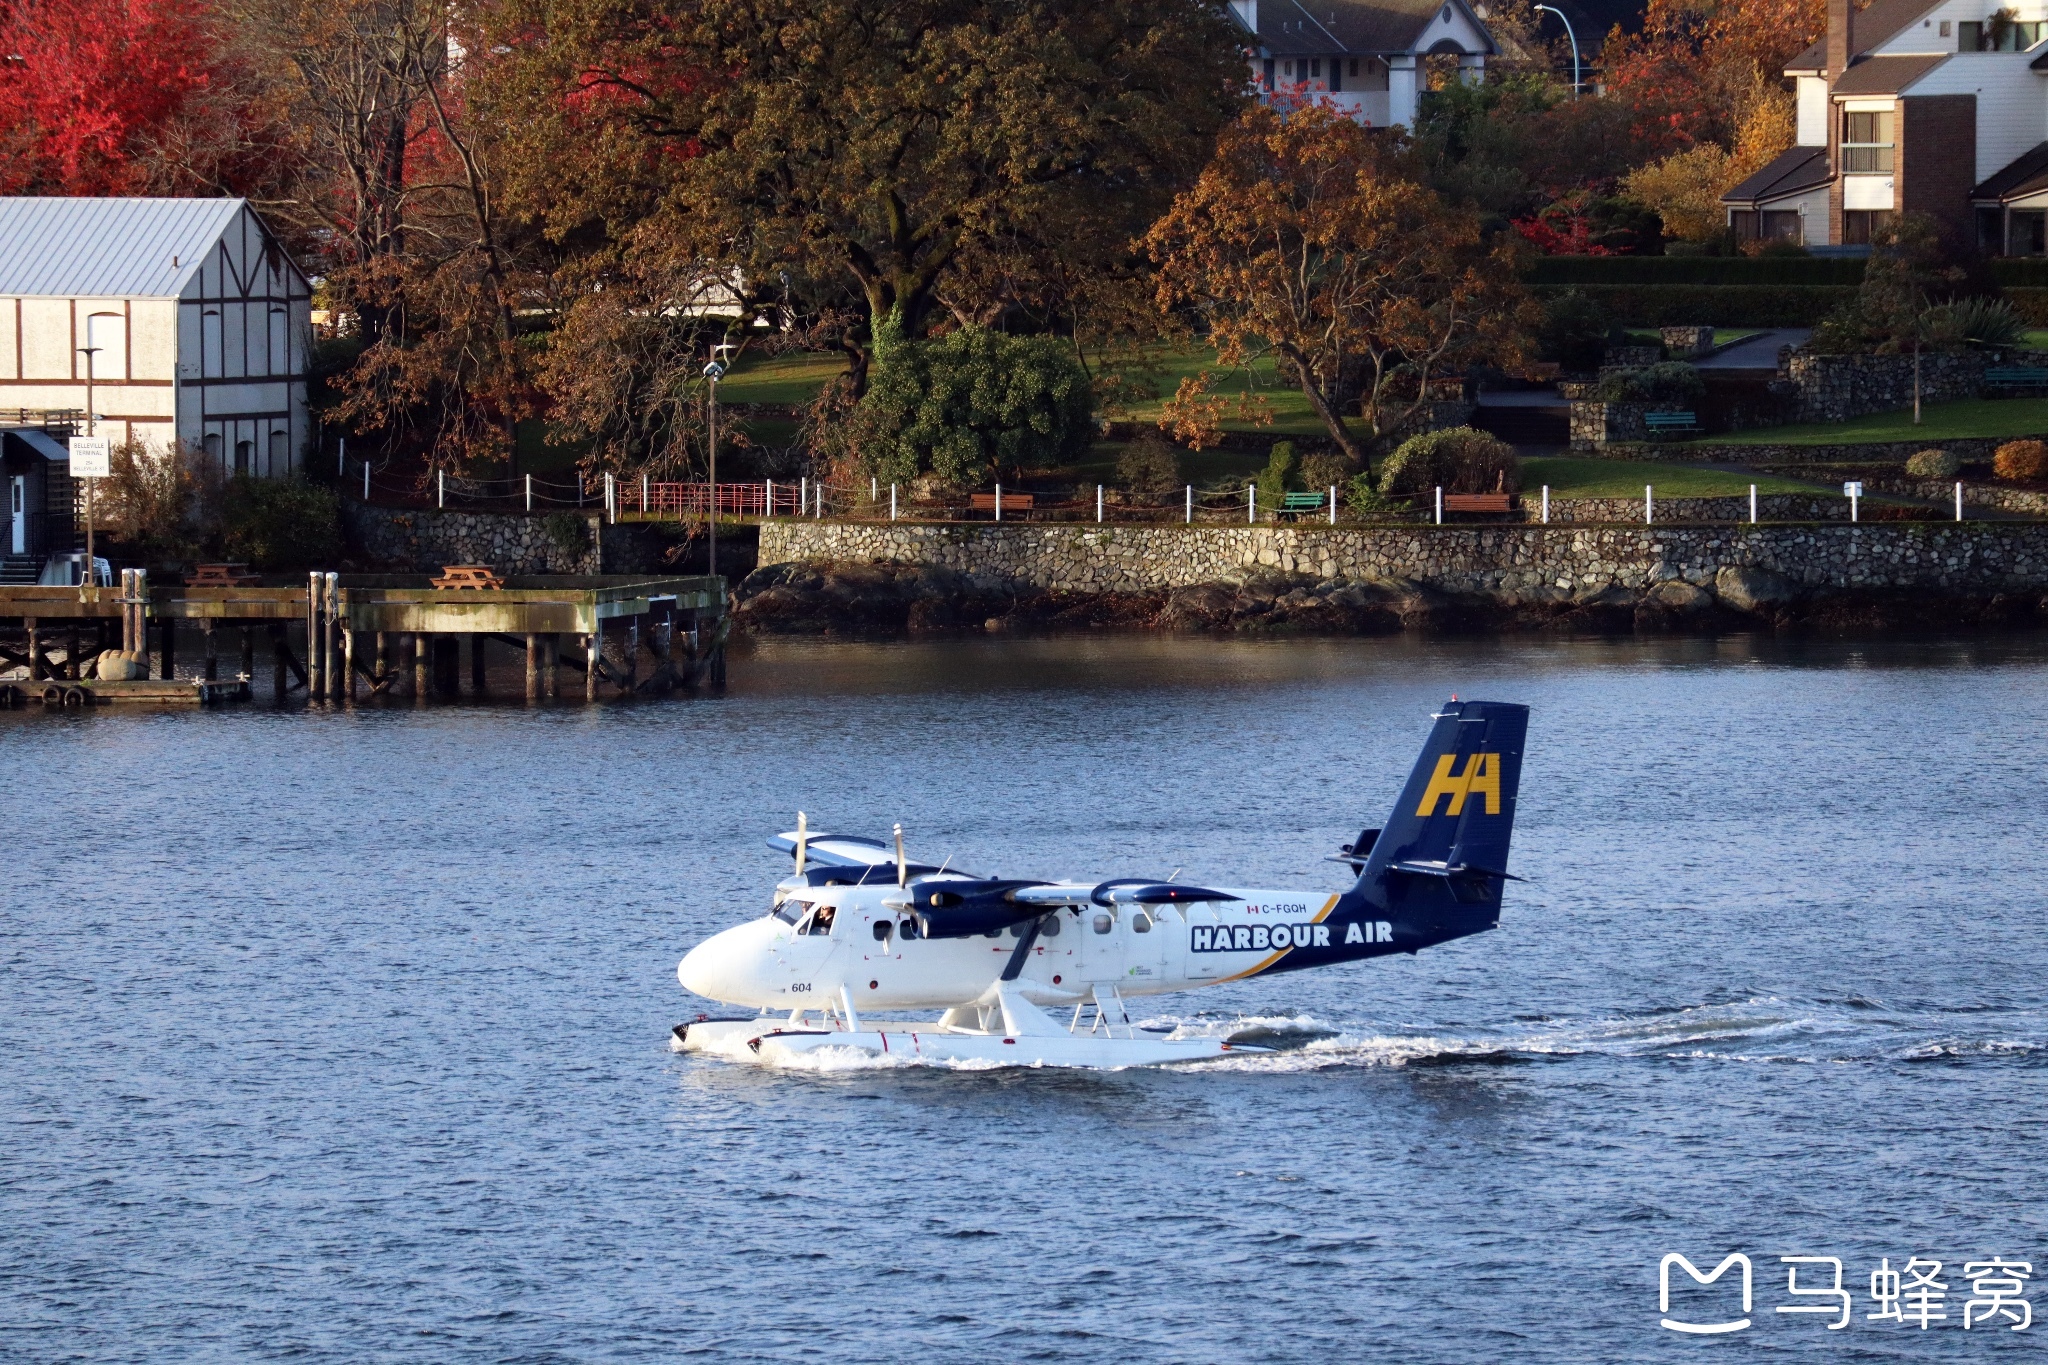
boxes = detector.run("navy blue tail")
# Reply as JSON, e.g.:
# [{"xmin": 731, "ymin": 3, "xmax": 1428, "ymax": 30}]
[{"xmin": 1323, "ymin": 699, "xmax": 1529, "ymax": 960}]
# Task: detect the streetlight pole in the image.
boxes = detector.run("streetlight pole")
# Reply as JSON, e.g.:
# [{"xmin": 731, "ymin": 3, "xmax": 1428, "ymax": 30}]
[
  {"xmin": 703, "ymin": 351, "xmax": 727, "ymax": 579},
  {"xmin": 1534, "ymin": 4, "xmax": 1582, "ymax": 95},
  {"xmin": 77, "ymin": 344, "xmax": 99, "ymax": 581}
]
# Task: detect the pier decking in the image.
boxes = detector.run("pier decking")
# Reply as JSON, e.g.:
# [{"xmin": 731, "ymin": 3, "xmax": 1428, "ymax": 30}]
[{"xmin": 0, "ymin": 572, "xmax": 726, "ymax": 705}]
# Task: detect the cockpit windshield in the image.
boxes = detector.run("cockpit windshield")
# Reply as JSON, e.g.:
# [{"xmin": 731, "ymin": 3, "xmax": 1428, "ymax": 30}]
[{"xmin": 772, "ymin": 899, "xmax": 807, "ymax": 925}]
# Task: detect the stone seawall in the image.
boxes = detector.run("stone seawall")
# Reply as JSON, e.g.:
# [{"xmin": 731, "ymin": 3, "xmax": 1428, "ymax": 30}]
[
  {"xmin": 756, "ymin": 521, "xmax": 2048, "ymax": 598},
  {"xmin": 1539, "ymin": 495, "xmax": 1849, "ymax": 523},
  {"xmin": 1598, "ymin": 437, "xmax": 2021, "ymax": 466},
  {"xmin": 341, "ymin": 501, "xmax": 682, "ymax": 574}
]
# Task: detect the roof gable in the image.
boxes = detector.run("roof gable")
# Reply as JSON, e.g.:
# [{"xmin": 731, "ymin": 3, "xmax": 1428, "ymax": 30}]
[
  {"xmin": 0, "ymin": 198, "xmax": 253, "ymax": 299},
  {"xmin": 1245, "ymin": 0, "xmax": 1494, "ymax": 55},
  {"xmin": 1787, "ymin": 0, "xmax": 1943, "ymax": 71}
]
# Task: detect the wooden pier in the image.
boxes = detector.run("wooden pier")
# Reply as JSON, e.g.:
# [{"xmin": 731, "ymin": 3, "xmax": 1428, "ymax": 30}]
[{"xmin": 0, "ymin": 572, "xmax": 726, "ymax": 705}]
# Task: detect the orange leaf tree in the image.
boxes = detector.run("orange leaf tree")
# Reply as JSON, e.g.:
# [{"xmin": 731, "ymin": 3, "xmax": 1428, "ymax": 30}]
[{"xmin": 1145, "ymin": 104, "xmax": 1529, "ymax": 468}]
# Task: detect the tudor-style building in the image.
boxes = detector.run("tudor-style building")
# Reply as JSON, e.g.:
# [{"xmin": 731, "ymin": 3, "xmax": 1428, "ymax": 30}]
[
  {"xmin": 1724, "ymin": 0, "xmax": 2048, "ymax": 252},
  {"xmin": 1229, "ymin": 0, "xmax": 1497, "ymax": 129}
]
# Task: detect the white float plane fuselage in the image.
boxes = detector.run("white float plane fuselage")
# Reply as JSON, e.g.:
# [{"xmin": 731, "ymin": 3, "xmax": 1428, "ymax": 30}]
[{"xmin": 674, "ymin": 699, "xmax": 1528, "ymax": 1068}]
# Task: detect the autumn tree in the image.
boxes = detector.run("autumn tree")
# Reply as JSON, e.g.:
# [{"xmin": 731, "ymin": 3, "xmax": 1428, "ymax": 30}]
[
  {"xmin": 0, "ymin": 0, "xmax": 282, "ymax": 195},
  {"xmin": 1145, "ymin": 104, "xmax": 1529, "ymax": 467},
  {"xmin": 480, "ymin": 0, "xmax": 1248, "ymax": 392}
]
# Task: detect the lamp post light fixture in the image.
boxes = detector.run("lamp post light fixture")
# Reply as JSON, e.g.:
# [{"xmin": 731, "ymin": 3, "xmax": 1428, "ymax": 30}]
[{"xmin": 1534, "ymin": 4, "xmax": 1582, "ymax": 95}]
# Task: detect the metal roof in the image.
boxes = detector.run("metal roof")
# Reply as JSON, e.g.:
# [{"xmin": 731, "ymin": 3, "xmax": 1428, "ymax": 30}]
[
  {"xmin": 0, "ymin": 197, "xmax": 247, "ymax": 299},
  {"xmin": 1972, "ymin": 140, "xmax": 2048, "ymax": 201}
]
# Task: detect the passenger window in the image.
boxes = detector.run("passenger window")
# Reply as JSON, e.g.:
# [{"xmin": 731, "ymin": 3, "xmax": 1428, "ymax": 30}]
[
  {"xmin": 1040, "ymin": 914, "xmax": 1061, "ymax": 938},
  {"xmin": 1092, "ymin": 913, "xmax": 1113, "ymax": 935},
  {"xmin": 1132, "ymin": 913, "xmax": 1152, "ymax": 933},
  {"xmin": 872, "ymin": 920, "xmax": 891, "ymax": 942}
]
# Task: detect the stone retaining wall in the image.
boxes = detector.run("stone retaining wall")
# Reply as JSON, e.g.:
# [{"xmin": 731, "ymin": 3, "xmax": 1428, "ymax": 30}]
[
  {"xmin": 757, "ymin": 521, "xmax": 2048, "ymax": 597},
  {"xmin": 340, "ymin": 501, "xmax": 681, "ymax": 574},
  {"xmin": 1867, "ymin": 478, "xmax": 2048, "ymax": 515},
  {"xmin": 1787, "ymin": 352, "xmax": 1984, "ymax": 423},
  {"xmin": 1598, "ymin": 436, "xmax": 2019, "ymax": 466},
  {"xmin": 1539, "ymin": 494, "xmax": 1849, "ymax": 523}
]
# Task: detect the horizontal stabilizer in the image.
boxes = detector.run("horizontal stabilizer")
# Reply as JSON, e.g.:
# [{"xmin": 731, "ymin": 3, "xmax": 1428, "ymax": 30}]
[{"xmin": 1390, "ymin": 859, "xmax": 1525, "ymax": 882}]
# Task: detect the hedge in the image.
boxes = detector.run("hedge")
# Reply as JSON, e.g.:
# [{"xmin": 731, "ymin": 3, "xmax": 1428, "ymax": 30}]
[
  {"xmin": 1521, "ymin": 256, "xmax": 1868, "ymax": 287},
  {"xmin": 2001, "ymin": 287, "xmax": 2048, "ymax": 323},
  {"xmin": 1989, "ymin": 260, "xmax": 2048, "ymax": 288},
  {"xmin": 1529, "ymin": 283, "xmax": 1860, "ymax": 327}
]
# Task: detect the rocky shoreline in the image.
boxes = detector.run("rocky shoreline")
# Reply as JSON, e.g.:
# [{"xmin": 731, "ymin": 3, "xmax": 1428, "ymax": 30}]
[{"xmin": 735, "ymin": 559, "xmax": 2048, "ymax": 636}]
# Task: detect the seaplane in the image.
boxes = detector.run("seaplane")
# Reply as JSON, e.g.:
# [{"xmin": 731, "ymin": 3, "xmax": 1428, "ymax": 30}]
[{"xmin": 674, "ymin": 698, "xmax": 1528, "ymax": 1069}]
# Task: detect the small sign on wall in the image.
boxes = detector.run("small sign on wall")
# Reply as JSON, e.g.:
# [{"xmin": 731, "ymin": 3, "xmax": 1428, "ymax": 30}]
[{"xmin": 67, "ymin": 437, "xmax": 110, "ymax": 478}]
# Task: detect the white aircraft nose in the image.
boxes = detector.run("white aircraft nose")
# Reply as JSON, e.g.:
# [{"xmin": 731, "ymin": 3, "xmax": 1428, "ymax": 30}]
[{"xmin": 677, "ymin": 923, "xmax": 760, "ymax": 1003}]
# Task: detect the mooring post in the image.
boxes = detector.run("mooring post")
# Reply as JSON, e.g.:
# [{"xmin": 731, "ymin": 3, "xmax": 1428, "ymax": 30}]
[
  {"xmin": 470, "ymin": 635, "xmax": 486, "ymax": 694},
  {"xmin": 544, "ymin": 634, "xmax": 559, "ymax": 699},
  {"xmin": 25, "ymin": 617, "xmax": 40, "ymax": 681},
  {"xmin": 202, "ymin": 619, "xmax": 218, "ymax": 680},
  {"xmin": 525, "ymin": 633, "xmax": 540, "ymax": 701},
  {"xmin": 240, "ymin": 627, "xmax": 254, "ymax": 680},
  {"xmin": 306, "ymin": 571, "xmax": 322, "ymax": 697},
  {"xmin": 325, "ymin": 574, "xmax": 344, "ymax": 701},
  {"xmin": 626, "ymin": 619, "xmax": 639, "ymax": 692},
  {"xmin": 343, "ymin": 622, "xmax": 357, "ymax": 701},
  {"xmin": 414, "ymin": 632, "xmax": 430, "ymax": 701},
  {"xmin": 584, "ymin": 630, "xmax": 599, "ymax": 701}
]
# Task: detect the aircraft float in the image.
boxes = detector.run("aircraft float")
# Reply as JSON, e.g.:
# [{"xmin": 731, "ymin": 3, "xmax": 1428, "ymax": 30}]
[{"xmin": 674, "ymin": 698, "xmax": 1528, "ymax": 1068}]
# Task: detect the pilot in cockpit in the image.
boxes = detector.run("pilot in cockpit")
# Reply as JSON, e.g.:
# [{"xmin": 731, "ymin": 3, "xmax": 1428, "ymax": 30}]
[{"xmin": 806, "ymin": 905, "xmax": 836, "ymax": 936}]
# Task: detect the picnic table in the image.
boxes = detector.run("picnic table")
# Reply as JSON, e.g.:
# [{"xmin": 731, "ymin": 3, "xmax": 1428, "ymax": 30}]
[
  {"xmin": 431, "ymin": 565, "xmax": 505, "ymax": 590},
  {"xmin": 185, "ymin": 563, "xmax": 261, "ymax": 586}
]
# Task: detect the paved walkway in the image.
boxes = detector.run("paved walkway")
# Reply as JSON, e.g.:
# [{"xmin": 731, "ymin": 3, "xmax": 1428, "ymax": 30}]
[{"xmin": 1699, "ymin": 329, "xmax": 1811, "ymax": 369}]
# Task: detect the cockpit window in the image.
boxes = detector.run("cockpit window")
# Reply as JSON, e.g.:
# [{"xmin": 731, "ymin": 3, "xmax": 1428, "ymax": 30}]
[
  {"xmin": 772, "ymin": 901, "xmax": 806, "ymax": 925},
  {"xmin": 804, "ymin": 905, "xmax": 837, "ymax": 936}
]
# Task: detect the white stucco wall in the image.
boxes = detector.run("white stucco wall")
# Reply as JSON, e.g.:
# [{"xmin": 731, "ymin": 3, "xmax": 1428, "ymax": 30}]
[
  {"xmin": 1798, "ymin": 76, "xmax": 1830, "ymax": 145},
  {"xmin": 1904, "ymin": 50, "xmax": 2047, "ymax": 186}
]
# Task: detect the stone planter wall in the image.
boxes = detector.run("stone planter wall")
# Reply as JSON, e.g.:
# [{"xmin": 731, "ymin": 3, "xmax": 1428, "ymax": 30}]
[
  {"xmin": 1866, "ymin": 478, "xmax": 2048, "ymax": 515},
  {"xmin": 756, "ymin": 520, "xmax": 2048, "ymax": 598},
  {"xmin": 1569, "ymin": 401, "xmax": 1648, "ymax": 450},
  {"xmin": 1785, "ymin": 352, "xmax": 1985, "ymax": 423},
  {"xmin": 1598, "ymin": 436, "xmax": 2021, "ymax": 466},
  {"xmin": 340, "ymin": 501, "xmax": 682, "ymax": 574}
]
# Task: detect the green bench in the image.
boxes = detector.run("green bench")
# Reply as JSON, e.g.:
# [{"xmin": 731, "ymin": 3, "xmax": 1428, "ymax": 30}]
[
  {"xmin": 1278, "ymin": 491, "xmax": 1329, "ymax": 519},
  {"xmin": 1983, "ymin": 366, "xmax": 2048, "ymax": 390},
  {"xmin": 1643, "ymin": 410, "xmax": 1701, "ymax": 437}
]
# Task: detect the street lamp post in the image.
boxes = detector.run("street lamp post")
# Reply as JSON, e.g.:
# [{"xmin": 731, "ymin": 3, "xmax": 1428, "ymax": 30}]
[
  {"xmin": 77, "ymin": 344, "xmax": 99, "ymax": 581},
  {"xmin": 1534, "ymin": 4, "xmax": 1582, "ymax": 95},
  {"xmin": 703, "ymin": 351, "xmax": 728, "ymax": 579}
]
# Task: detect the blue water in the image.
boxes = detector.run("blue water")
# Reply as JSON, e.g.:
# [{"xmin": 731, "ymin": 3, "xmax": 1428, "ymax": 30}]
[{"xmin": 5, "ymin": 633, "xmax": 2046, "ymax": 1362}]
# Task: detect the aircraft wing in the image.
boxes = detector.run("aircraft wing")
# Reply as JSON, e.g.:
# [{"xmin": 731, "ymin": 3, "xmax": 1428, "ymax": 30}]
[{"xmin": 766, "ymin": 831, "xmax": 894, "ymax": 868}]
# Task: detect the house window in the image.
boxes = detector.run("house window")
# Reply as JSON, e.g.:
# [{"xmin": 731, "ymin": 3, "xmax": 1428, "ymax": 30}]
[
  {"xmin": 1841, "ymin": 110, "xmax": 1894, "ymax": 173},
  {"xmin": 1978, "ymin": 207, "xmax": 2006, "ymax": 253},
  {"xmin": 1959, "ymin": 18, "xmax": 2043, "ymax": 49},
  {"xmin": 234, "ymin": 440, "xmax": 251, "ymax": 476},
  {"xmin": 1263, "ymin": 57, "xmax": 1275, "ymax": 90},
  {"xmin": 1310, "ymin": 58, "xmax": 1321, "ymax": 78},
  {"xmin": 1283, "ymin": 58, "xmax": 1294, "ymax": 78},
  {"xmin": 269, "ymin": 430, "xmax": 288, "ymax": 473},
  {"xmin": 1350, "ymin": 58, "xmax": 1360, "ymax": 75},
  {"xmin": 1843, "ymin": 210, "xmax": 1894, "ymax": 245},
  {"xmin": 2012, "ymin": 210, "xmax": 2048, "ymax": 256},
  {"xmin": 1940, "ymin": 20, "xmax": 1951, "ymax": 36},
  {"xmin": 204, "ymin": 433, "xmax": 222, "ymax": 464}
]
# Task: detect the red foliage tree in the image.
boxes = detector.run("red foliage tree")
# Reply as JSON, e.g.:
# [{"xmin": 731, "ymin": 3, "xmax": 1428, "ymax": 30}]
[{"xmin": 0, "ymin": 0, "xmax": 270, "ymax": 194}]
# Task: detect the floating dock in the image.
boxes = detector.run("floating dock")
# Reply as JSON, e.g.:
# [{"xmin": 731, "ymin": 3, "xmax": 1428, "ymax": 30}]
[{"xmin": 0, "ymin": 572, "xmax": 727, "ymax": 705}]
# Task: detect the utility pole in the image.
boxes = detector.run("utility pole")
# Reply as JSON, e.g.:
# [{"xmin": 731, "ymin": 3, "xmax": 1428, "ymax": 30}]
[
  {"xmin": 703, "ymin": 347, "xmax": 730, "ymax": 579},
  {"xmin": 77, "ymin": 344, "xmax": 100, "ymax": 580}
]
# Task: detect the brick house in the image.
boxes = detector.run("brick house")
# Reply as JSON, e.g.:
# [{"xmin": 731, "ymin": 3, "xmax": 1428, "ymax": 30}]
[
  {"xmin": 1723, "ymin": 0, "xmax": 2048, "ymax": 252},
  {"xmin": 1229, "ymin": 0, "xmax": 1497, "ymax": 128}
]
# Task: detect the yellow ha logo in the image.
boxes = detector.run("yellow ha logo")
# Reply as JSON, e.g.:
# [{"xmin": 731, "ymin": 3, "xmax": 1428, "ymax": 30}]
[{"xmin": 1416, "ymin": 752, "xmax": 1502, "ymax": 817}]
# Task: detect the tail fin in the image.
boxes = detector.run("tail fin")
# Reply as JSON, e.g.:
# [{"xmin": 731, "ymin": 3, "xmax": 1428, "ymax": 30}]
[{"xmin": 1339, "ymin": 699, "xmax": 1529, "ymax": 952}]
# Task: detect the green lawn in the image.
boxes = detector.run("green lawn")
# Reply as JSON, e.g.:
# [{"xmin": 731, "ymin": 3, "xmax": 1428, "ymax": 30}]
[
  {"xmin": 1681, "ymin": 397, "xmax": 2048, "ymax": 447},
  {"xmin": 716, "ymin": 351, "xmax": 848, "ymax": 405},
  {"xmin": 1522, "ymin": 457, "xmax": 1823, "ymax": 498},
  {"xmin": 2022, "ymin": 330, "xmax": 2048, "ymax": 350}
]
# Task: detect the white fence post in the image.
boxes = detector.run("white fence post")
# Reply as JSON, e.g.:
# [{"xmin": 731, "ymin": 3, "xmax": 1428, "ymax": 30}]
[
  {"xmin": 1645, "ymin": 484, "xmax": 1653, "ymax": 525},
  {"xmin": 1247, "ymin": 484, "xmax": 1255, "ymax": 524},
  {"xmin": 1956, "ymin": 481, "xmax": 1964, "ymax": 522},
  {"xmin": 607, "ymin": 471, "xmax": 616, "ymax": 523},
  {"xmin": 1434, "ymin": 486, "xmax": 1442, "ymax": 525},
  {"xmin": 362, "ymin": 460, "xmax": 369, "ymax": 502},
  {"xmin": 525, "ymin": 473, "xmax": 532, "ymax": 512},
  {"xmin": 800, "ymin": 476, "xmax": 806, "ymax": 517},
  {"xmin": 765, "ymin": 479, "xmax": 773, "ymax": 518},
  {"xmin": 1096, "ymin": 485, "xmax": 1103, "ymax": 523},
  {"xmin": 438, "ymin": 468, "xmax": 444, "ymax": 509},
  {"xmin": 1541, "ymin": 485, "xmax": 1549, "ymax": 524},
  {"xmin": 1749, "ymin": 484, "xmax": 1757, "ymax": 524},
  {"xmin": 1328, "ymin": 485, "xmax": 1336, "ymax": 525},
  {"xmin": 871, "ymin": 476, "xmax": 878, "ymax": 503},
  {"xmin": 338, "ymin": 434, "xmax": 345, "ymax": 478},
  {"xmin": 642, "ymin": 472, "xmax": 649, "ymax": 515},
  {"xmin": 995, "ymin": 483, "xmax": 1003, "ymax": 522},
  {"xmin": 1185, "ymin": 485, "xmax": 1192, "ymax": 524},
  {"xmin": 891, "ymin": 483, "xmax": 898, "ymax": 521}
]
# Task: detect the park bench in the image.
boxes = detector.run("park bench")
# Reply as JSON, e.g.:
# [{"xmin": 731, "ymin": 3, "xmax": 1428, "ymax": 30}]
[
  {"xmin": 1983, "ymin": 366, "xmax": 2048, "ymax": 391},
  {"xmin": 431, "ymin": 564, "xmax": 505, "ymax": 590},
  {"xmin": 1278, "ymin": 491, "xmax": 1328, "ymax": 518},
  {"xmin": 185, "ymin": 563, "xmax": 261, "ymax": 586},
  {"xmin": 1441, "ymin": 493, "xmax": 1516, "ymax": 516},
  {"xmin": 1643, "ymin": 410, "xmax": 1701, "ymax": 437},
  {"xmin": 968, "ymin": 492, "xmax": 1036, "ymax": 517}
]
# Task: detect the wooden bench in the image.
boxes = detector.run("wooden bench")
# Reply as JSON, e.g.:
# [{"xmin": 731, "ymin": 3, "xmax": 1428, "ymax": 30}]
[
  {"xmin": 431, "ymin": 565, "xmax": 505, "ymax": 590},
  {"xmin": 1441, "ymin": 493, "xmax": 1516, "ymax": 515},
  {"xmin": 185, "ymin": 563, "xmax": 261, "ymax": 586},
  {"xmin": 1643, "ymin": 410, "xmax": 1701, "ymax": 437},
  {"xmin": 1984, "ymin": 366, "xmax": 2048, "ymax": 390},
  {"xmin": 968, "ymin": 492, "xmax": 1036, "ymax": 517}
]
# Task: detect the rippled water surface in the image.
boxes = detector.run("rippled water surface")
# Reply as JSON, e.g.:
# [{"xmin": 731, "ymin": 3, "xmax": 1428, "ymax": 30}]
[{"xmin": 6, "ymin": 632, "xmax": 2047, "ymax": 1362}]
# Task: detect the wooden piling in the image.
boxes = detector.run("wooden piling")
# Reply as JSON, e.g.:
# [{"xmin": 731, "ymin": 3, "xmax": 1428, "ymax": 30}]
[
  {"xmin": 413, "ymin": 632, "xmax": 430, "ymax": 700},
  {"xmin": 202, "ymin": 619, "xmax": 218, "ymax": 680},
  {"xmin": 306, "ymin": 571, "xmax": 323, "ymax": 697},
  {"xmin": 584, "ymin": 630, "xmax": 598, "ymax": 701},
  {"xmin": 375, "ymin": 632, "xmax": 388, "ymax": 689},
  {"xmin": 544, "ymin": 634, "xmax": 559, "ymax": 699},
  {"xmin": 626, "ymin": 619, "xmax": 639, "ymax": 693},
  {"xmin": 434, "ymin": 635, "xmax": 459, "ymax": 696},
  {"xmin": 66, "ymin": 623, "xmax": 80, "ymax": 680},
  {"xmin": 270, "ymin": 623, "xmax": 289, "ymax": 700},
  {"xmin": 25, "ymin": 617, "xmax": 40, "ymax": 681},
  {"xmin": 525, "ymin": 633, "xmax": 540, "ymax": 701},
  {"xmin": 325, "ymin": 574, "xmax": 344, "ymax": 702},
  {"xmin": 240, "ymin": 627, "xmax": 254, "ymax": 680},
  {"xmin": 343, "ymin": 625, "xmax": 356, "ymax": 700}
]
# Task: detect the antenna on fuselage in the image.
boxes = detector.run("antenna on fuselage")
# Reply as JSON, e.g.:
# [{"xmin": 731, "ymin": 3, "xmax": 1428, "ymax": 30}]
[
  {"xmin": 894, "ymin": 823, "xmax": 907, "ymax": 887},
  {"xmin": 795, "ymin": 811, "xmax": 808, "ymax": 874}
]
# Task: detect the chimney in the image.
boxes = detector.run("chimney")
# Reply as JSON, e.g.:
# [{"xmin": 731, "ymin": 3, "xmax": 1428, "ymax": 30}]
[{"xmin": 1827, "ymin": 0, "xmax": 1854, "ymax": 77}]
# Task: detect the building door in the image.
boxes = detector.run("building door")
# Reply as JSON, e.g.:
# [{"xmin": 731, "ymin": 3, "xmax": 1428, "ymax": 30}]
[{"xmin": 9, "ymin": 476, "xmax": 24, "ymax": 555}]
